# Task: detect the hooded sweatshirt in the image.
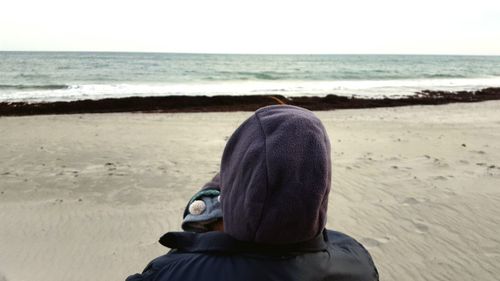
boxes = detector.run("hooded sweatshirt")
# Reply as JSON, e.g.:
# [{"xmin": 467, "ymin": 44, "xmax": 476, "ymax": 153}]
[
  {"xmin": 220, "ymin": 105, "xmax": 331, "ymax": 244},
  {"xmin": 126, "ymin": 105, "xmax": 379, "ymax": 281}
]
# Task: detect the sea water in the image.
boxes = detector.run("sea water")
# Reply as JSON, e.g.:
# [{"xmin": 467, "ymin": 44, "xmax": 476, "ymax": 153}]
[{"xmin": 1, "ymin": 52, "xmax": 500, "ymax": 102}]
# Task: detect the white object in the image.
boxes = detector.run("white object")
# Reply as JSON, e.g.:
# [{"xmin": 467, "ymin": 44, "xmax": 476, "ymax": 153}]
[{"xmin": 189, "ymin": 200, "xmax": 206, "ymax": 215}]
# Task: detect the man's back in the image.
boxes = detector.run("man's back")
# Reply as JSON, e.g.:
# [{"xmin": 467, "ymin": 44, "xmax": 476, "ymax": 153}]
[
  {"xmin": 127, "ymin": 105, "xmax": 378, "ymax": 281},
  {"xmin": 126, "ymin": 230, "xmax": 378, "ymax": 281}
]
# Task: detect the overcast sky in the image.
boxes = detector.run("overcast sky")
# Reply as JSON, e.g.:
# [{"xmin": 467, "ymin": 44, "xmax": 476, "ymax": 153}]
[{"xmin": 1, "ymin": 0, "xmax": 499, "ymax": 55}]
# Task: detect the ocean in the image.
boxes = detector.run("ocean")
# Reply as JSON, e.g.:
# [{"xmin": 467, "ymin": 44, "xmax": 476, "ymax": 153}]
[{"xmin": 1, "ymin": 52, "xmax": 500, "ymax": 102}]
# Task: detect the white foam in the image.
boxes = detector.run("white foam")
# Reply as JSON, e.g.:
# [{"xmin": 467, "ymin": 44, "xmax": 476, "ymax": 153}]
[{"xmin": 2, "ymin": 77, "xmax": 500, "ymax": 102}]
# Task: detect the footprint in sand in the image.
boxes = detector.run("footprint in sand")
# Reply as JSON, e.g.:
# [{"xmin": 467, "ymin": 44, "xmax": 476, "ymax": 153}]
[
  {"xmin": 432, "ymin": 175, "xmax": 448, "ymax": 181},
  {"xmin": 413, "ymin": 221, "xmax": 430, "ymax": 233},
  {"xmin": 360, "ymin": 237, "xmax": 390, "ymax": 248},
  {"xmin": 433, "ymin": 158, "xmax": 449, "ymax": 168},
  {"xmin": 402, "ymin": 197, "xmax": 419, "ymax": 205}
]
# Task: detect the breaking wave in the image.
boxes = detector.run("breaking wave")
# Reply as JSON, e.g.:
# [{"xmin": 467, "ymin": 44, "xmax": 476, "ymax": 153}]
[{"xmin": 0, "ymin": 84, "xmax": 70, "ymax": 91}]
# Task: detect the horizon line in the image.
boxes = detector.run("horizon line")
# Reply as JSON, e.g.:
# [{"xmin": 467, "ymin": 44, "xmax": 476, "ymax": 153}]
[{"xmin": 1, "ymin": 50, "xmax": 499, "ymax": 57}]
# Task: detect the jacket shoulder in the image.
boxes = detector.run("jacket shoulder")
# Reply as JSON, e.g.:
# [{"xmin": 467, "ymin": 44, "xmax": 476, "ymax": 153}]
[
  {"xmin": 326, "ymin": 230, "xmax": 379, "ymax": 281},
  {"xmin": 126, "ymin": 251, "xmax": 189, "ymax": 281}
]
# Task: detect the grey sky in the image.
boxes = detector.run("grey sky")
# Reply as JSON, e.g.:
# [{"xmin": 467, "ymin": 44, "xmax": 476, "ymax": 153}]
[{"xmin": 1, "ymin": 0, "xmax": 499, "ymax": 55}]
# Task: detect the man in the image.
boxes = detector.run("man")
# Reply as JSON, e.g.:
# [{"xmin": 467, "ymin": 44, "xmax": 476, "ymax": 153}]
[{"xmin": 127, "ymin": 105, "xmax": 378, "ymax": 281}]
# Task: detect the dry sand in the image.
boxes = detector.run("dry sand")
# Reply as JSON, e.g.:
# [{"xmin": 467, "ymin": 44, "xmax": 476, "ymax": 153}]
[{"xmin": 1, "ymin": 101, "xmax": 499, "ymax": 281}]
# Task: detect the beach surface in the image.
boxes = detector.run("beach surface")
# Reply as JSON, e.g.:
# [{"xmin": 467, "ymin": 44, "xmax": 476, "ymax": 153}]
[{"xmin": 1, "ymin": 101, "xmax": 499, "ymax": 281}]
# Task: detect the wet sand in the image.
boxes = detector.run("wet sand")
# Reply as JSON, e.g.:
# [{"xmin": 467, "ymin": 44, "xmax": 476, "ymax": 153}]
[{"xmin": 1, "ymin": 101, "xmax": 500, "ymax": 281}]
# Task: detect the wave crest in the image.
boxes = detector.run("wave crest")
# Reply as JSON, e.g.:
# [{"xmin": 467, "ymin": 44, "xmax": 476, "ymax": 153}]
[{"xmin": 0, "ymin": 84, "xmax": 70, "ymax": 90}]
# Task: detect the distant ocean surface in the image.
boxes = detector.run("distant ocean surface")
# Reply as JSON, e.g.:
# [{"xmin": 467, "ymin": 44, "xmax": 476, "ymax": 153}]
[{"xmin": 1, "ymin": 52, "xmax": 500, "ymax": 102}]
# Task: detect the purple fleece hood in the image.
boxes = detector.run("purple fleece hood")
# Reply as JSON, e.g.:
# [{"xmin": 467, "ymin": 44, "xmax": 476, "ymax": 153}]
[{"xmin": 220, "ymin": 105, "xmax": 332, "ymax": 244}]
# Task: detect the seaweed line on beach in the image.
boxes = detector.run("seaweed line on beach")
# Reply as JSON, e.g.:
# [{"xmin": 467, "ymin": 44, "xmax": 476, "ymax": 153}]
[{"xmin": 1, "ymin": 87, "xmax": 500, "ymax": 116}]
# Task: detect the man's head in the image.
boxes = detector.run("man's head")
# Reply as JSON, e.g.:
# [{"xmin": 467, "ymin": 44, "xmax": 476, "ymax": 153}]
[{"xmin": 220, "ymin": 105, "xmax": 331, "ymax": 244}]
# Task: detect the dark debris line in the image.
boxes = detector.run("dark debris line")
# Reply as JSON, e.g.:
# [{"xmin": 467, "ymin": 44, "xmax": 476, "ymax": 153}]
[{"xmin": 1, "ymin": 87, "xmax": 500, "ymax": 116}]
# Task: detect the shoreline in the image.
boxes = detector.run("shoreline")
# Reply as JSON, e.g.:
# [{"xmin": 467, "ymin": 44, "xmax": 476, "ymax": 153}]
[{"xmin": 1, "ymin": 87, "xmax": 499, "ymax": 116}]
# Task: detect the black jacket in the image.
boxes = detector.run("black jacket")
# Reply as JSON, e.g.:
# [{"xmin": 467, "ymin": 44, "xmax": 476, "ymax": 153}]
[{"xmin": 126, "ymin": 229, "xmax": 379, "ymax": 281}]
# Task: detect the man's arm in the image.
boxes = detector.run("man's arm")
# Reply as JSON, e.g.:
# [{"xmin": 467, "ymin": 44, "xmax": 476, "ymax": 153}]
[{"xmin": 125, "ymin": 253, "xmax": 175, "ymax": 281}]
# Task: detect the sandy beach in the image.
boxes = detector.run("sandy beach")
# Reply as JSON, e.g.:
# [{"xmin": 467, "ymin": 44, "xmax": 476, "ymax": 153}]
[{"xmin": 1, "ymin": 101, "xmax": 500, "ymax": 281}]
